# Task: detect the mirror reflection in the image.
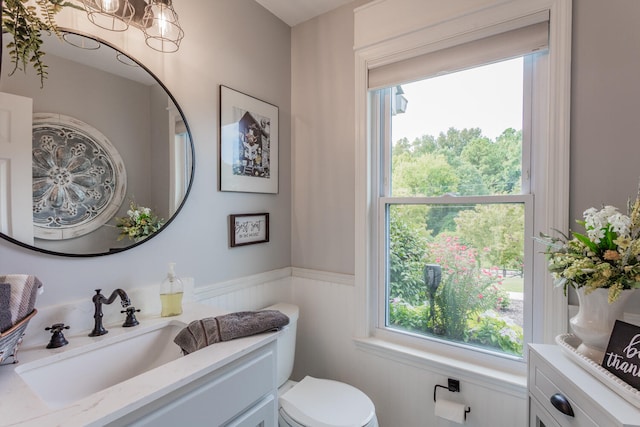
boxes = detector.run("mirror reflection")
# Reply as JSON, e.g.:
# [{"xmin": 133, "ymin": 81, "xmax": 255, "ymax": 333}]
[{"xmin": 0, "ymin": 30, "xmax": 194, "ymax": 256}]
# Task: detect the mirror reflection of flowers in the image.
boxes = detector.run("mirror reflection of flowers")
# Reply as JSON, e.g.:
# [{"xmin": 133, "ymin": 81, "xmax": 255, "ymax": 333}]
[
  {"xmin": 115, "ymin": 201, "xmax": 164, "ymax": 241},
  {"xmin": 540, "ymin": 186, "xmax": 640, "ymax": 303}
]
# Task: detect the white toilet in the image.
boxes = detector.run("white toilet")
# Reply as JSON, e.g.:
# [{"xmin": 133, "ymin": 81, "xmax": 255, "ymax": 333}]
[{"xmin": 264, "ymin": 303, "xmax": 378, "ymax": 427}]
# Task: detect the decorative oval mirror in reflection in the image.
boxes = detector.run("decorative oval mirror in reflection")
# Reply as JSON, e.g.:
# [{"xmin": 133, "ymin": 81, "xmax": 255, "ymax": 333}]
[{"xmin": 0, "ymin": 30, "xmax": 194, "ymax": 256}]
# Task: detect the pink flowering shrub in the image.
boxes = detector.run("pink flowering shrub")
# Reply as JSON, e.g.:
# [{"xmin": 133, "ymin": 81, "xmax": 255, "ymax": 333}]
[{"xmin": 429, "ymin": 235, "xmax": 509, "ymax": 340}]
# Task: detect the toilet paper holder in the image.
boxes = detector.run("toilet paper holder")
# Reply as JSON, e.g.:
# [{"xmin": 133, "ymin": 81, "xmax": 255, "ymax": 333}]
[{"xmin": 434, "ymin": 378, "xmax": 471, "ymax": 420}]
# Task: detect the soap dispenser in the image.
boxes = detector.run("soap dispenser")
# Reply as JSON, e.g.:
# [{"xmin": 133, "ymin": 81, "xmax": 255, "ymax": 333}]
[{"xmin": 160, "ymin": 262, "xmax": 183, "ymax": 317}]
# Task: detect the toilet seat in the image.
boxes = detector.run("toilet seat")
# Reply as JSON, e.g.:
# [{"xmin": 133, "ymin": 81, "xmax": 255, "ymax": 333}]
[{"xmin": 279, "ymin": 376, "xmax": 377, "ymax": 427}]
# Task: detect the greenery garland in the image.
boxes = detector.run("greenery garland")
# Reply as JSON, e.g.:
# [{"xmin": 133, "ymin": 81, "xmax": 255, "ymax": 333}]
[{"xmin": 2, "ymin": 0, "xmax": 78, "ymax": 87}]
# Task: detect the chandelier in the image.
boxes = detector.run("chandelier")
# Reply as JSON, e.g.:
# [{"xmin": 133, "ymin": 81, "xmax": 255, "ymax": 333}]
[{"xmin": 82, "ymin": 0, "xmax": 184, "ymax": 53}]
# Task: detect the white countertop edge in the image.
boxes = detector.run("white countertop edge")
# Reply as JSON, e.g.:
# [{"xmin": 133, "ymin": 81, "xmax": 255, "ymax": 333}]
[{"xmin": 1, "ymin": 303, "xmax": 280, "ymax": 427}]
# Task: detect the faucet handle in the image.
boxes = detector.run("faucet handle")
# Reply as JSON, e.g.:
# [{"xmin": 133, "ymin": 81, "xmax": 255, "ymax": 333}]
[
  {"xmin": 121, "ymin": 306, "xmax": 140, "ymax": 328},
  {"xmin": 45, "ymin": 323, "xmax": 70, "ymax": 349}
]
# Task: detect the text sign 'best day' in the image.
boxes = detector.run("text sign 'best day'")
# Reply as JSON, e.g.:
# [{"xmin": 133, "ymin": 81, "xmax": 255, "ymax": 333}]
[{"xmin": 602, "ymin": 320, "xmax": 640, "ymax": 391}]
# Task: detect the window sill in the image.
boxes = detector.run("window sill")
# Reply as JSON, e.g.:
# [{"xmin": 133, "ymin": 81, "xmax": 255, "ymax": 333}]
[{"xmin": 353, "ymin": 336, "xmax": 527, "ymax": 398}]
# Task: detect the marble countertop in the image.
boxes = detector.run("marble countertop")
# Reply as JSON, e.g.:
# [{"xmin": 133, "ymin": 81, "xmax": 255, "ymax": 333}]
[{"xmin": 0, "ymin": 303, "xmax": 279, "ymax": 427}]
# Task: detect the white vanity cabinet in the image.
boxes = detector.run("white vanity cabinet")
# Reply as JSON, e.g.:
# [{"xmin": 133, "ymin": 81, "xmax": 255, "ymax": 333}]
[
  {"xmin": 109, "ymin": 340, "xmax": 277, "ymax": 427},
  {"xmin": 528, "ymin": 344, "xmax": 640, "ymax": 427}
]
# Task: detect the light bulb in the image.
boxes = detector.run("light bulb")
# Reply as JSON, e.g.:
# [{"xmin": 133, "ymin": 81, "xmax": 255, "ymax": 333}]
[
  {"xmin": 157, "ymin": 10, "xmax": 168, "ymax": 37},
  {"xmin": 100, "ymin": 0, "xmax": 120, "ymax": 13},
  {"xmin": 151, "ymin": 8, "xmax": 179, "ymax": 39}
]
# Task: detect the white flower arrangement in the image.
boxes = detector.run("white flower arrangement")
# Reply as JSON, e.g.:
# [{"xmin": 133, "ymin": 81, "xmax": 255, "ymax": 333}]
[
  {"xmin": 540, "ymin": 190, "xmax": 640, "ymax": 303},
  {"xmin": 115, "ymin": 201, "xmax": 164, "ymax": 241}
]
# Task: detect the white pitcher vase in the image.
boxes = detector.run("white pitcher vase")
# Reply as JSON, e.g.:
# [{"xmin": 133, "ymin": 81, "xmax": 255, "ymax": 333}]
[{"xmin": 569, "ymin": 287, "xmax": 634, "ymax": 363}]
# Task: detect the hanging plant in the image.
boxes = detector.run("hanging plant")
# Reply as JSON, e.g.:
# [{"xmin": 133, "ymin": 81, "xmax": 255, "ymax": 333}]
[{"xmin": 1, "ymin": 0, "xmax": 79, "ymax": 87}]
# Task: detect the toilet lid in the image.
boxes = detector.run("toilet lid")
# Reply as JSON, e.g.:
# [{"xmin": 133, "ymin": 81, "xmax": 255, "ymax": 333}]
[{"xmin": 280, "ymin": 376, "xmax": 375, "ymax": 427}]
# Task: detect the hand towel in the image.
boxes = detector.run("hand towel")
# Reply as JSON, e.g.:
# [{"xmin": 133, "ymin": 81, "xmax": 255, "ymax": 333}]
[
  {"xmin": 0, "ymin": 284, "xmax": 12, "ymax": 333},
  {"xmin": 0, "ymin": 275, "xmax": 43, "ymax": 328},
  {"xmin": 174, "ymin": 317, "xmax": 222, "ymax": 354},
  {"xmin": 174, "ymin": 309, "xmax": 289, "ymax": 355},
  {"xmin": 215, "ymin": 310, "xmax": 289, "ymax": 341}
]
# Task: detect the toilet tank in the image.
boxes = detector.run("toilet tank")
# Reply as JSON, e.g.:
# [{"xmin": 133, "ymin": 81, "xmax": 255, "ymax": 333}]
[{"xmin": 263, "ymin": 303, "xmax": 299, "ymax": 387}]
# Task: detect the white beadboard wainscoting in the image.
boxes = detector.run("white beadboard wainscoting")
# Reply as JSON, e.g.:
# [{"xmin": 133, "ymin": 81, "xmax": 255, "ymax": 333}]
[
  {"xmin": 284, "ymin": 268, "xmax": 528, "ymax": 427},
  {"xmin": 194, "ymin": 267, "xmax": 293, "ymax": 312}
]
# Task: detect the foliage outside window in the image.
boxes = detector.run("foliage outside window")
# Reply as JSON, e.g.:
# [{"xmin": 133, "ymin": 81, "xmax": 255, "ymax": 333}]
[{"xmin": 378, "ymin": 58, "xmax": 531, "ymax": 358}]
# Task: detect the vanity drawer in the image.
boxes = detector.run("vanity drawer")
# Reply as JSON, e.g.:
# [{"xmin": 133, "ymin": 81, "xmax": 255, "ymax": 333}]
[
  {"xmin": 529, "ymin": 361, "xmax": 597, "ymax": 427},
  {"xmin": 530, "ymin": 396, "xmax": 561, "ymax": 427}
]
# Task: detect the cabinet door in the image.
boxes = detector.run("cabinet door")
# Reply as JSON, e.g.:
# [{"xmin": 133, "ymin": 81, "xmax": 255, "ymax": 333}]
[
  {"xmin": 530, "ymin": 397, "xmax": 561, "ymax": 427},
  {"xmin": 114, "ymin": 345, "xmax": 276, "ymax": 427}
]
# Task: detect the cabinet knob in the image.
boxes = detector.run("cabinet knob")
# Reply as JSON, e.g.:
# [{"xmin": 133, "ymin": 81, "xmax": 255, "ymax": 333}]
[{"xmin": 550, "ymin": 393, "xmax": 574, "ymax": 417}]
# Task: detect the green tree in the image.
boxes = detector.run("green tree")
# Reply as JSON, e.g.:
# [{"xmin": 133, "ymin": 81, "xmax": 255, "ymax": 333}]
[
  {"xmin": 388, "ymin": 208, "xmax": 428, "ymax": 306},
  {"xmin": 454, "ymin": 161, "xmax": 489, "ymax": 196},
  {"xmin": 393, "ymin": 204, "xmax": 431, "ymax": 241},
  {"xmin": 392, "ymin": 152, "xmax": 458, "ymax": 196},
  {"xmin": 390, "ymin": 126, "xmax": 524, "ymax": 268},
  {"xmin": 495, "ymin": 128, "xmax": 522, "ymax": 194},
  {"xmin": 454, "ymin": 204, "xmax": 525, "ymax": 272},
  {"xmin": 459, "ymin": 128, "xmax": 522, "ymax": 194},
  {"xmin": 411, "ymin": 134, "xmax": 438, "ymax": 156},
  {"xmin": 393, "ymin": 137, "xmax": 412, "ymax": 156},
  {"xmin": 434, "ymin": 127, "xmax": 484, "ymax": 163}
]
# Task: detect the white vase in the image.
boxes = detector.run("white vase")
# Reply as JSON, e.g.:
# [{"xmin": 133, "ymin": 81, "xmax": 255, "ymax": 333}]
[{"xmin": 569, "ymin": 287, "xmax": 634, "ymax": 363}]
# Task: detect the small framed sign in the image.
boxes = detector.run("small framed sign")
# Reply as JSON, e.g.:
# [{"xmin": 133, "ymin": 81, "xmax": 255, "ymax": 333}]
[
  {"xmin": 229, "ymin": 213, "xmax": 269, "ymax": 247},
  {"xmin": 601, "ymin": 320, "xmax": 640, "ymax": 391}
]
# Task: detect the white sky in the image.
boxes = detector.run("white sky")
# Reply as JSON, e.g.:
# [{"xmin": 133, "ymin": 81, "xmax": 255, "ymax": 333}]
[{"xmin": 391, "ymin": 57, "xmax": 524, "ymax": 143}]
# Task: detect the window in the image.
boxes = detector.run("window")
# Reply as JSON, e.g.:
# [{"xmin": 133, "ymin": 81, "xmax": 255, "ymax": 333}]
[
  {"xmin": 373, "ymin": 57, "xmax": 534, "ymax": 359},
  {"xmin": 355, "ymin": 0, "xmax": 571, "ymax": 370}
]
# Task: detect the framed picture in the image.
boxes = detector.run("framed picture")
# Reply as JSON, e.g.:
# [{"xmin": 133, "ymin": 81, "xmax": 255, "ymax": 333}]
[
  {"xmin": 229, "ymin": 213, "xmax": 270, "ymax": 247},
  {"xmin": 219, "ymin": 85, "xmax": 279, "ymax": 193}
]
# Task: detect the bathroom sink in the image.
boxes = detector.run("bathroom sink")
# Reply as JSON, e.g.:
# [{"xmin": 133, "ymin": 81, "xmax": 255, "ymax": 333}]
[{"xmin": 15, "ymin": 320, "xmax": 186, "ymax": 409}]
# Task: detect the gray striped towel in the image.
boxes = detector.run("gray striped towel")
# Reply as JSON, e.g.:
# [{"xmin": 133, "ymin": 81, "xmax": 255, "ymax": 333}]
[
  {"xmin": 0, "ymin": 275, "xmax": 43, "ymax": 332},
  {"xmin": 174, "ymin": 310, "xmax": 289, "ymax": 355}
]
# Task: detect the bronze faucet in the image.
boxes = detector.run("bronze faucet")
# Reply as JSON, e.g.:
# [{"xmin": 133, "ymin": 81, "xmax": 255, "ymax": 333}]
[{"xmin": 89, "ymin": 289, "xmax": 139, "ymax": 336}]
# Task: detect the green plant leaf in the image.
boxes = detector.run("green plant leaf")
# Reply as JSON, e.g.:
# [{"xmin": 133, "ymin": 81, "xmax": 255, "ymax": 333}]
[{"xmin": 572, "ymin": 231, "xmax": 598, "ymax": 253}]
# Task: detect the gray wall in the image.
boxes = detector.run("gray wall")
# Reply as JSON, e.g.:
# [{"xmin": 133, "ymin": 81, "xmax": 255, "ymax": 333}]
[
  {"xmin": 291, "ymin": 0, "xmax": 370, "ymax": 274},
  {"xmin": 0, "ymin": 0, "xmax": 291, "ymax": 305},
  {"xmin": 570, "ymin": 0, "xmax": 640, "ymax": 308},
  {"xmin": 571, "ymin": 0, "xmax": 640, "ymax": 221}
]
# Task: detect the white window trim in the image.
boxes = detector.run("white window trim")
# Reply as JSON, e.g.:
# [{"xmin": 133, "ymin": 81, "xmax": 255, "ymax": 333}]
[{"xmin": 354, "ymin": 0, "xmax": 571, "ymax": 374}]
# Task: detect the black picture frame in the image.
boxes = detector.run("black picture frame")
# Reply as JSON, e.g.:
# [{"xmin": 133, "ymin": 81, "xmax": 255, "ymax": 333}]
[
  {"xmin": 229, "ymin": 213, "xmax": 270, "ymax": 247},
  {"xmin": 219, "ymin": 86, "xmax": 279, "ymax": 193}
]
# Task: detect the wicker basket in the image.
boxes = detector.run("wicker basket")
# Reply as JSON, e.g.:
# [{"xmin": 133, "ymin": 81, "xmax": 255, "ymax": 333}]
[{"xmin": 0, "ymin": 309, "xmax": 37, "ymax": 365}]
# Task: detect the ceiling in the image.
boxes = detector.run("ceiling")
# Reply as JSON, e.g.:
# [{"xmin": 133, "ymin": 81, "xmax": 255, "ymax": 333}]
[{"xmin": 254, "ymin": 0, "xmax": 356, "ymax": 27}]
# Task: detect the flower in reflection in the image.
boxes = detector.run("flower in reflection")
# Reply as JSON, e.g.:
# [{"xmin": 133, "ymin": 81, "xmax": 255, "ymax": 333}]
[{"xmin": 115, "ymin": 200, "xmax": 164, "ymax": 241}]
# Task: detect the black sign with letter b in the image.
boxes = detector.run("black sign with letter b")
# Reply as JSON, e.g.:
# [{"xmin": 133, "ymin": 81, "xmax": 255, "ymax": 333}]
[{"xmin": 601, "ymin": 320, "xmax": 640, "ymax": 391}]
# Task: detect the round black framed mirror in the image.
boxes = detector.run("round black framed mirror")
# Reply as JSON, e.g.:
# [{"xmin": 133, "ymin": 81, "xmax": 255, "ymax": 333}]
[{"xmin": 0, "ymin": 30, "xmax": 194, "ymax": 257}]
